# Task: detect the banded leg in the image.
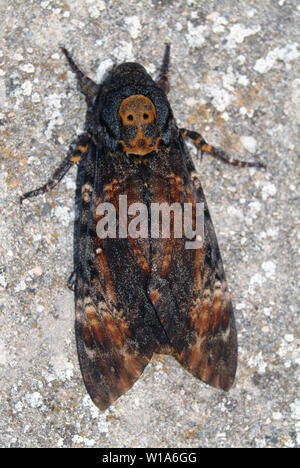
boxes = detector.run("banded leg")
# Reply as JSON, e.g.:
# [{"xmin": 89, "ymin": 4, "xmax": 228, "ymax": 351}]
[
  {"xmin": 157, "ymin": 43, "xmax": 171, "ymax": 94},
  {"xmin": 180, "ymin": 128, "xmax": 266, "ymax": 169},
  {"xmin": 20, "ymin": 133, "xmax": 91, "ymax": 204},
  {"xmin": 61, "ymin": 47, "xmax": 98, "ymax": 103}
]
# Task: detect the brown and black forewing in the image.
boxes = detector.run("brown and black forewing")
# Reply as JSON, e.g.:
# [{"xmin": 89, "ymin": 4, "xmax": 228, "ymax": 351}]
[
  {"xmin": 74, "ymin": 141, "xmax": 167, "ymax": 410},
  {"xmin": 178, "ymin": 177, "xmax": 237, "ymax": 391},
  {"xmin": 147, "ymin": 134, "xmax": 237, "ymax": 391}
]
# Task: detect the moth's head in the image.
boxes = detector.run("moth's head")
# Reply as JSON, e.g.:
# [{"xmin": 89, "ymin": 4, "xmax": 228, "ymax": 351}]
[{"xmin": 96, "ymin": 62, "xmax": 172, "ymax": 153}]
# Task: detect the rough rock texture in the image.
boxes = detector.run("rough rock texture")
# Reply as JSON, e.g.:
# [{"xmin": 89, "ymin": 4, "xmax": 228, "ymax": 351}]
[{"xmin": 0, "ymin": 0, "xmax": 299, "ymax": 448}]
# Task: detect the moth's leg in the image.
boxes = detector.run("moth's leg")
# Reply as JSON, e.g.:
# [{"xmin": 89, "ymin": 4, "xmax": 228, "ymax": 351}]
[
  {"xmin": 157, "ymin": 43, "xmax": 171, "ymax": 94},
  {"xmin": 67, "ymin": 270, "xmax": 76, "ymax": 291},
  {"xmin": 61, "ymin": 47, "xmax": 98, "ymax": 103},
  {"xmin": 180, "ymin": 128, "xmax": 266, "ymax": 169},
  {"xmin": 20, "ymin": 133, "xmax": 91, "ymax": 204}
]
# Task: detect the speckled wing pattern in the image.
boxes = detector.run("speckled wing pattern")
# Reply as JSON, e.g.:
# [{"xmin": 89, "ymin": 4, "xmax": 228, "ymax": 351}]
[
  {"xmin": 177, "ymin": 140, "xmax": 237, "ymax": 392},
  {"xmin": 74, "ymin": 128, "xmax": 237, "ymax": 410},
  {"xmin": 74, "ymin": 142, "xmax": 167, "ymax": 411},
  {"xmin": 146, "ymin": 134, "xmax": 237, "ymax": 392}
]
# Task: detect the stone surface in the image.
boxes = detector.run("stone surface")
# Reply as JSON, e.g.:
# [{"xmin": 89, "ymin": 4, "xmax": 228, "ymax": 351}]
[{"xmin": 0, "ymin": 0, "xmax": 299, "ymax": 448}]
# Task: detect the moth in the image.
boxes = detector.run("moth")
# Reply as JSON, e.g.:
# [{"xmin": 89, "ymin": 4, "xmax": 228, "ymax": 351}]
[{"xmin": 21, "ymin": 45, "xmax": 265, "ymax": 411}]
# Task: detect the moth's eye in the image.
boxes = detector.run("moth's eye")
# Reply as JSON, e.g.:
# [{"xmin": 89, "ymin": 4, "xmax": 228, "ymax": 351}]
[
  {"xmin": 143, "ymin": 113, "xmax": 149, "ymax": 120},
  {"xmin": 127, "ymin": 114, "xmax": 134, "ymax": 121}
]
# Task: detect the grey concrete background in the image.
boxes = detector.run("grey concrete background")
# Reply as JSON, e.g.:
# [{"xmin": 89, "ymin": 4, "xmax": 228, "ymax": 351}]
[{"xmin": 0, "ymin": 0, "xmax": 299, "ymax": 448}]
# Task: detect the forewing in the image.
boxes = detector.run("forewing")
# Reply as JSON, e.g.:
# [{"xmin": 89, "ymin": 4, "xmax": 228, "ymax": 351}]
[
  {"xmin": 178, "ymin": 176, "xmax": 237, "ymax": 391},
  {"xmin": 148, "ymin": 135, "xmax": 237, "ymax": 391},
  {"xmin": 74, "ymin": 143, "xmax": 156, "ymax": 410}
]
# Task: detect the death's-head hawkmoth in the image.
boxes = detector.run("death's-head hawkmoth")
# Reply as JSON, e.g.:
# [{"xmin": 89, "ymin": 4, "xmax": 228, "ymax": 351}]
[{"xmin": 21, "ymin": 45, "xmax": 265, "ymax": 411}]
